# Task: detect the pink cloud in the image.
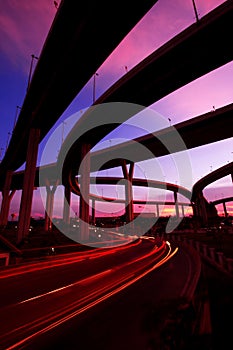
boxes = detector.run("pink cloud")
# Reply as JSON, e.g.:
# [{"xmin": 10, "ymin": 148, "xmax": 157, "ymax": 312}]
[
  {"xmin": 0, "ymin": 0, "xmax": 225, "ymax": 86},
  {"xmin": 0, "ymin": 0, "xmax": 59, "ymax": 73},
  {"xmin": 196, "ymin": 0, "xmax": 226, "ymax": 17},
  {"xmin": 95, "ymin": 0, "xmax": 226, "ymax": 97}
]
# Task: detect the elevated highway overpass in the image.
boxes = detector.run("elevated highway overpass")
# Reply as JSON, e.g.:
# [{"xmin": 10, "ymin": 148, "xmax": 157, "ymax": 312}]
[
  {"xmin": 212, "ymin": 197, "xmax": 233, "ymax": 207},
  {"xmin": 0, "ymin": 0, "xmax": 158, "ymax": 175},
  {"xmin": 2, "ymin": 102, "xmax": 232, "ymax": 190},
  {"xmin": 212, "ymin": 196, "xmax": 233, "ymax": 219},
  {"xmin": 60, "ymin": 0, "xmax": 233, "ymax": 179},
  {"xmin": 88, "ymin": 102, "xmax": 233, "ymax": 173},
  {"xmin": 0, "ymin": 103, "xmax": 232, "ymax": 232},
  {"xmin": 1, "ymin": 0, "xmax": 233, "ymax": 240},
  {"xmin": 192, "ymin": 161, "xmax": 233, "ymax": 198},
  {"xmin": 1, "ymin": 0, "xmax": 233, "ymax": 178},
  {"xmin": 192, "ymin": 161, "xmax": 233, "ymax": 222}
]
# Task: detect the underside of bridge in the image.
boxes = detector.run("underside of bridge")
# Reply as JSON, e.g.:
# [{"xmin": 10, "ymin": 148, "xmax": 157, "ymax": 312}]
[{"xmin": 0, "ymin": 0, "xmax": 232, "ymax": 244}]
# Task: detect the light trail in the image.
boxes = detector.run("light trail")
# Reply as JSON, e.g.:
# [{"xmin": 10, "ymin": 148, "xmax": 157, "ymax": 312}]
[
  {"xmin": 3, "ymin": 241, "xmax": 177, "ymax": 350},
  {"xmin": 0, "ymin": 238, "xmax": 141, "ymax": 279},
  {"xmin": 19, "ymin": 269, "xmax": 113, "ymax": 304}
]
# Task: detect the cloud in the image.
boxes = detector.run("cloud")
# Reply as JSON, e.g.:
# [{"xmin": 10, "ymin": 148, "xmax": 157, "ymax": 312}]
[
  {"xmin": 95, "ymin": 0, "xmax": 225, "ymax": 95},
  {"xmin": 197, "ymin": 0, "xmax": 226, "ymax": 18},
  {"xmin": 0, "ymin": 0, "xmax": 59, "ymax": 74},
  {"xmin": 0, "ymin": 0, "xmax": 224, "ymax": 82}
]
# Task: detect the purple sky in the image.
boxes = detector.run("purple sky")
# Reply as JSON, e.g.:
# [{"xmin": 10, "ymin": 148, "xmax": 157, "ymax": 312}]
[{"xmin": 0, "ymin": 0, "xmax": 232, "ymax": 217}]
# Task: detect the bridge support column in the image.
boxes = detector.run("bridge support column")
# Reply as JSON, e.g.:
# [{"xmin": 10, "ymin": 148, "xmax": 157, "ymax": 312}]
[
  {"xmin": 174, "ymin": 191, "xmax": 179, "ymax": 218},
  {"xmin": 63, "ymin": 185, "xmax": 71, "ymax": 225},
  {"xmin": 122, "ymin": 161, "xmax": 134, "ymax": 224},
  {"xmin": 79, "ymin": 143, "xmax": 91, "ymax": 241},
  {"xmin": 91, "ymin": 199, "xmax": 96, "ymax": 225},
  {"xmin": 197, "ymin": 192, "xmax": 208, "ymax": 226},
  {"xmin": 192, "ymin": 201, "xmax": 198, "ymax": 217},
  {"xmin": 45, "ymin": 180, "xmax": 58, "ymax": 231},
  {"xmin": 17, "ymin": 128, "xmax": 40, "ymax": 244},
  {"xmin": 0, "ymin": 171, "xmax": 16, "ymax": 227},
  {"xmin": 181, "ymin": 204, "xmax": 185, "ymax": 217},
  {"xmin": 223, "ymin": 201, "xmax": 228, "ymax": 217}
]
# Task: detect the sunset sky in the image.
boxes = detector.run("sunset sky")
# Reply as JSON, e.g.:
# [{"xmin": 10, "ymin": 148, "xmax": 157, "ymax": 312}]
[{"xmin": 0, "ymin": 0, "xmax": 232, "ymax": 218}]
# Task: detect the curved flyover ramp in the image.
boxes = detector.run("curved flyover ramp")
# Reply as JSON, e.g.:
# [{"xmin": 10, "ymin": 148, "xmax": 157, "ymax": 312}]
[
  {"xmin": 59, "ymin": 0, "xmax": 233, "ymax": 183},
  {"xmin": 0, "ymin": 0, "xmax": 158, "ymax": 175}
]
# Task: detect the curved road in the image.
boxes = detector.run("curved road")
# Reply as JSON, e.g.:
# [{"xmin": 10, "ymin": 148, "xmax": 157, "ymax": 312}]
[{"xmin": 0, "ymin": 238, "xmax": 201, "ymax": 350}]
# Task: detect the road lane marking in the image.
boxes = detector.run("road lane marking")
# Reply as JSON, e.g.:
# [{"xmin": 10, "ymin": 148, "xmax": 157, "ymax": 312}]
[
  {"xmin": 5, "ymin": 242, "xmax": 176, "ymax": 350},
  {"xmin": 19, "ymin": 269, "xmax": 112, "ymax": 304}
]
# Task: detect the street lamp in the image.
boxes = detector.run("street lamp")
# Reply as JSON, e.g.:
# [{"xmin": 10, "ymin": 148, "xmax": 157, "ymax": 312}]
[
  {"xmin": 13, "ymin": 105, "xmax": 21, "ymax": 130},
  {"xmin": 27, "ymin": 54, "xmax": 39, "ymax": 92},
  {"xmin": 93, "ymin": 72, "xmax": 99, "ymax": 103},
  {"xmin": 191, "ymin": 0, "xmax": 199, "ymax": 22},
  {"xmin": 6, "ymin": 132, "xmax": 12, "ymax": 149}
]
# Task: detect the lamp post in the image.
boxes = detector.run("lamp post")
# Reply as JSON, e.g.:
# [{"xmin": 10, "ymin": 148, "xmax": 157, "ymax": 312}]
[
  {"xmin": 27, "ymin": 54, "xmax": 39, "ymax": 92},
  {"xmin": 191, "ymin": 0, "xmax": 199, "ymax": 22},
  {"xmin": 13, "ymin": 105, "xmax": 21, "ymax": 130},
  {"xmin": 93, "ymin": 72, "xmax": 99, "ymax": 103},
  {"xmin": 6, "ymin": 132, "xmax": 12, "ymax": 149}
]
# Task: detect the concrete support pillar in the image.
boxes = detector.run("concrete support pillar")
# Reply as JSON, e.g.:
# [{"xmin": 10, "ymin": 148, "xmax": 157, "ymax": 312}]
[
  {"xmin": 17, "ymin": 128, "xmax": 40, "ymax": 244},
  {"xmin": 192, "ymin": 201, "xmax": 198, "ymax": 217},
  {"xmin": 0, "ymin": 171, "xmax": 16, "ymax": 227},
  {"xmin": 79, "ymin": 143, "xmax": 91, "ymax": 241},
  {"xmin": 45, "ymin": 180, "xmax": 58, "ymax": 231},
  {"xmin": 63, "ymin": 185, "xmax": 71, "ymax": 225},
  {"xmin": 156, "ymin": 203, "xmax": 159, "ymax": 217},
  {"xmin": 223, "ymin": 202, "xmax": 228, "ymax": 217},
  {"xmin": 122, "ymin": 160, "xmax": 134, "ymax": 223},
  {"xmin": 92, "ymin": 199, "xmax": 96, "ymax": 225},
  {"xmin": 190, "ymin": 203, "xmax": 195, "ymax": 216},
  {"xmin": 181, "ymin": 204, "xmax": 185, "ymax": 217},
  {"xmin": 174, "ymin": 191, "xmax": 179, "ymax": 218},
  {"xmin": 197, "ymin": 192, "xmax": 208, "ymax": 226}
]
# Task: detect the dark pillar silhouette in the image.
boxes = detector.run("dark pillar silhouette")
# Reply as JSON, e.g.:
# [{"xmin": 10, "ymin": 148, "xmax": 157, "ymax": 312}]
[
  {"xmin": 17, "ymin": 128, "xmax": 40, "ymax": 244},
  {"xmin": 223, "ymin": 201, "xmax": 228, "ymax": 217},
  {"xmin": 196, "ymin": 192, "xmax": 208, "ymax": 226},
  {"xmin": 92, "ymin": 198, "xmax": 96, "ymax": 225},
  {"xmin": 63, "ymin": 185, "xmax": 71, "ymax": 225},
  {"xmin": 174, "ymin": 191, "xmax": 180, "ymax": 218},
  {"xmin": 181, "ymin": 204, "xmax": 185, "ymax": 217},
  {"xmin": 156, "ymin": 203, "xmax": 159, "ymax": 217},
  {"xmin": 45, "ymin": 179, "xmax": 58, "ymax": 231},
  {"xmin": 122, "ymin": 160, "xmax": 134, "ymax": 223},
  {"xmin": 0, "ymin": 171, "xmax": 16, "ymax": 227},
  {"xmin": 79, "ymin": 143, "xmax": 91, "ymax": 241}
]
